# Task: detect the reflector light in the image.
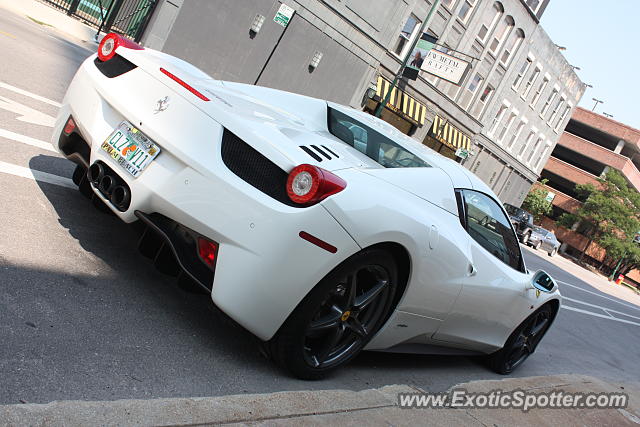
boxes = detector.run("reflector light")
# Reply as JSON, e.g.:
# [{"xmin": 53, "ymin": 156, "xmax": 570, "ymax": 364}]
[
  {"xmin": 197, "ymin": 237, "xmax": 218, "ymax": 269},
  {"xmin": 97, "ymin": 33, "xmax": 143, "ymax": 62},
  {"xmin": 286, "ymin": 164, "xmax": 346, "ymax": 205},
  {"xmin": 299, "ymin": 231, "xmax": 338, "ymax": 253},
  {"xmin": 159, "ymin": 68, "xmax": 210, "ymax": 101},
  {"xmin": 63, "ymin": 117, "xmax": 76, "ymax": 135}
]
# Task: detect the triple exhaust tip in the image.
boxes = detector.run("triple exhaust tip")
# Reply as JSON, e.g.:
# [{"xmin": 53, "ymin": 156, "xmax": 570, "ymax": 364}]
[{"xmin": 87, "ymin": 162, "xmax": 130, "ymax": 211}]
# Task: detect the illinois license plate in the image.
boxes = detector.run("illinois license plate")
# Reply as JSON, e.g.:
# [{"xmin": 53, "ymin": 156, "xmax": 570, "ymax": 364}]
[{"xmin": 101, "ymin": 121, "xmax": 160, "ymax": 177}]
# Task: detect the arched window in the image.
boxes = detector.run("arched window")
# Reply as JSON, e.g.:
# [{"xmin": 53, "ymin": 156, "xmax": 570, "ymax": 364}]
[
  {"xmin": 488, "ymin": 15, "xmax": 514, "ymax": 55},
  {"xmin": 477, "ymin": 2, "xmax": 504, "ymax": 43},
  {"xmin": 500, "ymin": 28, "xmax": 525, "ymax": 65}
]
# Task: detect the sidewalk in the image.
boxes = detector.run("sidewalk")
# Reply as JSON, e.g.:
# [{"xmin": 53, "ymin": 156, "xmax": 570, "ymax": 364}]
[
  {"xmin": 523, "ymin": 244, "xmax": 640, "ymax": 307},
  {"xmin": 0, "ymin": 0, "xmax": 98, "ymax": 43},
  {"xmin": 1, "ymin": 374, "xmax": 639, "ymax": 426}
]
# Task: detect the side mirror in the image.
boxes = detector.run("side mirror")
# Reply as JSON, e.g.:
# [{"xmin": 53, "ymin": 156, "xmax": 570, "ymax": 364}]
[{"xmin": 527, "ymin": 270, "xmax": 558, "ymax": 293}]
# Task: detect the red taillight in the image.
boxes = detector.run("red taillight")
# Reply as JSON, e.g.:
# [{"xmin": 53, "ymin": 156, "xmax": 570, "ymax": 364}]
[
  {"xmin": 63, "ymin": 117, "xmax": 76, "ymax": 135},
  {"xmin": 286, "ymin": 164, "xmax": 346, "ymax": 205},
  {"xmin": 159, "ymin": 68, "xmax": 210, "ymax": 101},
  {"xmin": 197, "ymin": 237, "xmax": 218, "ymax": 269},
  {"xmin": 97, "ymin": 32, "xmax": 143, "ymax": 62}
]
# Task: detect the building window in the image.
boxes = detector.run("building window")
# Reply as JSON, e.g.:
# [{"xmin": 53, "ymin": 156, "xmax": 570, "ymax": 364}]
[
  {"xmin": 441, "ymin": 0, "xmax": 456, "ymax": 9},
  {"xmin": 457, "ymin": 0, "xmax": 477, "ymax": 24},
  {"xmin": 507, "ymin": 120, "xmax": 526, "ymax": 150},
  {"xmin": 477, "ymin": 2, "xmax": 503, "ymax": 43},
  {"xmin": 512, "ymin": 57, "xmax": 532, "ymax": 90},
  {"xmin": 471, "ymin": 84, "xmax": 494, "ymax": 118},
  {"xmin": 489, "ymin": 103, "xmax": 508, "ymax": 136},
  {"xmin": 460, "ymin": 72, "xmax": 483, "ymax": 110},
  {"xmin": 540, "ymin": 88, "xmax": 558, "ymax": 116},
  {"xmin": 522, "ymin": 66, "xmax": 540, "ymax": 98},
  {"xmin": 393, "ymin": 15, "xmax": 420, "ymax": 57},
  {"xmin": 530, "ymin": 77, "xmax": 548, "ymax": 107},
  {"xmin": 527, "ymin": 136, "xmax": 543, "ymax": 164},
  {"xmin": 547, "ymin": 96, "xmax": 565, "ymax": 125},
  {"xmin": 518, "ymin": 130, "xmax": 535, "ymax": 158},
  {"xmin": 488, "ymin": 16, "xmax": 514, "ymax": 55},
  {"xmin": 554, "ymin": 104, "xmax": 571, "ymax": 132},
  {"xmin": 526, "ymin": 0, "xmax": 542, "ymax": 13},
  {"xmin": 534, "ymin": 144, "xmax": 550, "ymax": 169},
  {"xmin": 497, "ymin": 111, "xmax": 517, "ymax": 144},
  {"xmin": 500, "ymin": 29, "xmax": 524, "ymax": 66}
]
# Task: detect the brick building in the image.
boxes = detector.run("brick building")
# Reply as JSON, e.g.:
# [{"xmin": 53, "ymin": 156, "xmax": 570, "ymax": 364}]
[{"xmin": 536, "ymin": 108, "xmax": 640, "ymax": 278}]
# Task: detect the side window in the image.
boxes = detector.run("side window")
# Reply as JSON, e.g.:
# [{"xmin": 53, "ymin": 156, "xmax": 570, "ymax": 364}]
[{"xmin": 461, "ymin": 190, "xmax": 522, "ymax": 270}]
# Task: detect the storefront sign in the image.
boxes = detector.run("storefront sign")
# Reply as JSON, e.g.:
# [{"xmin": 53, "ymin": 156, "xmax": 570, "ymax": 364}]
[
  {"xmin": 407, "ymin": 34, "xmax": 438, "ymax": 71},
  {"xmin": 421, "ymin": 50, "xmax": 470, "ymax": 85},
  {"xmin": 274, "ymin": 4, "xmax": 295, "ymax": 27},
  {"xmin": 455, "ymin": 147, "xmax": 470, "ymax": 159}
]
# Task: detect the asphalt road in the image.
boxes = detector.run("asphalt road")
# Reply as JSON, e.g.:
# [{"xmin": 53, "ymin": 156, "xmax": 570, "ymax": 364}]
[{"xmin": 0, "ymin": 9, "xmax": 639, "ymax": 405}]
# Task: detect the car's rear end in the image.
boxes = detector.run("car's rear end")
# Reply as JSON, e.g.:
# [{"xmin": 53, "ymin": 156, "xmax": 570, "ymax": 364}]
[{"xmin": 52, "ymin": 34, "xmax": 361, "ymax": 341}]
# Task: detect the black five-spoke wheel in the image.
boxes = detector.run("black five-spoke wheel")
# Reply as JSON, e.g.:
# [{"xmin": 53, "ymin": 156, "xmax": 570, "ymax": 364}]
[
  {"xmin": 489, "ymin": 304, "xmax": 554, "ymax": 375},
  {"xmin": 269, "ymin": 249, "xmax": 398, "ymax": 379}
]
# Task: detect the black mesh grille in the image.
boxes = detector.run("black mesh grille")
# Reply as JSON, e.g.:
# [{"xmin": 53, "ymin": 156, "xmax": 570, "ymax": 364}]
[
  {"xmin": 94, "ymin": 55, "xmax": 137, "ymax": 78},
  {"xmin": 221, "ymin": 129, "xmax": 297, "ymax": 207}
]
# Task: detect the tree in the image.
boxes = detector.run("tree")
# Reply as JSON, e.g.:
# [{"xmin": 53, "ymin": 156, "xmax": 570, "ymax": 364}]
[
  {"xmin": 558, "ymin": 170, "xmax": 640, "ymax": 265},
  {"xmin": 522, "ymin": 179, "xmax": 552, "ymax": 222}
]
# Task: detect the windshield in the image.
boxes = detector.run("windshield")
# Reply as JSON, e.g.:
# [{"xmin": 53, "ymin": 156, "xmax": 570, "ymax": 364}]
[{"xmin": 328, "ymin": 107, "xmax": 430, "ymax": 168}]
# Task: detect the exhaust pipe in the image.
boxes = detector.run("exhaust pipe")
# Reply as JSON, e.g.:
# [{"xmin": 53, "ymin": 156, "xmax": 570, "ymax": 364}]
[
  {"xmin": 98, "ymin": 175, "xmax": 116, "ymax": 196},
  {"xmin": 87, "ymin": 163, "xmax": 104, "ymax": 185},
  {"xmin": 110, "ymin": 185, "xmax": 131, "ymax": 211}
]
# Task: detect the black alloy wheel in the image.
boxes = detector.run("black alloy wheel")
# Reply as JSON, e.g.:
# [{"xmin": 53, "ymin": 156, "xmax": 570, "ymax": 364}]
[
  {"xmin": 269, "ymin": 249, "xmax": 398, "ymax": 379},
  {"xmin": 489, "ymin": 304, "xmax": 554, "ymax": 375}
]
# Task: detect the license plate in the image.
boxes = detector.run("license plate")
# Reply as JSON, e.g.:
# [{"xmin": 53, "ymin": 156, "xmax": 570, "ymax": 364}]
[{"xmin": 101, "ymin": 121, "xmax": 161, "ymax": 177}]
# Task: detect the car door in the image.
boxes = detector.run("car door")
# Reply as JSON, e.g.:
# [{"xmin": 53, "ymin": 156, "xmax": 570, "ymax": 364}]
[{"xmin": 432, "ymin": 190, "xmax": 534, "ymax": 351}]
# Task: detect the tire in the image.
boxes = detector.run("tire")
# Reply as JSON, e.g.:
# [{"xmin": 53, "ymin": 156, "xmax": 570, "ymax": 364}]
[
  {"xmin": 521, "ymin": 232, "xmax": 530, "ymax": 244},
  {"xmin": 488, "ymin": 304, "xmax": 554, "ymax": 375},
  {"xmin": 268, "ymin": 248, "xmax": 398, "ymax": 380},
  {"xmin": 548, "ymin": 248, "xmax": 557, "ymax": 257},
  {"xmin": 534, "ymin": 241, "xmax": 541, "ymax": 250}
]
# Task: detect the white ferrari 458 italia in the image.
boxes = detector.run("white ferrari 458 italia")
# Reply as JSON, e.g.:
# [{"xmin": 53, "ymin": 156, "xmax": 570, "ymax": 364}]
[{"xmin": 53, "ymin": 33, "xmax": 561, "ymax": 379}]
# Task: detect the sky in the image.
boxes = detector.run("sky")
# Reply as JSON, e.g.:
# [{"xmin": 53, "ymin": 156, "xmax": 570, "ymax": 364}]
[{"xmin": 540, "ymin": 0, "xmax": 640, "ymax": 130}]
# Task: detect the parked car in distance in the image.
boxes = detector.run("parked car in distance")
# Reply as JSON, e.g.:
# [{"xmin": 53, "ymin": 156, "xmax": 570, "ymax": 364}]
[
  {"xmin": 527, "ymin": 226, "xmax": 561, "ymax": 256},
  {"xmin": 504, "ymin": 203, "xmax": 535, "ymax": 244}
]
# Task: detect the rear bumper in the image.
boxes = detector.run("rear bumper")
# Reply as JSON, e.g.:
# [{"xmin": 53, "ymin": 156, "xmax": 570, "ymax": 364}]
[{"xmin": 54, "ymin": 55, "xmax": 362, "ymax": 341}]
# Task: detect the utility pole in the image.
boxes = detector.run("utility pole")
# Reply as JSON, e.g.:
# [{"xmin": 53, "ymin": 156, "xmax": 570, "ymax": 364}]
[
  {"xmin": 374, "ymin": 0, "xmax": 441, "ymax": 117},
  {"xmin": 591, "ymin": 97, "xmax": 604, "ymax": 112}
]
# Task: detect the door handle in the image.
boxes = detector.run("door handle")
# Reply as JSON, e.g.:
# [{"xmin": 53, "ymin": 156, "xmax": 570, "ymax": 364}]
[{"xmin": 468, "ymin": 263, "xmax": 477, "ymax": 277}]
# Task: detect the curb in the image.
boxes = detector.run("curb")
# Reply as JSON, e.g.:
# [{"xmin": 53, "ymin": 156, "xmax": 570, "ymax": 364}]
[
  {"xmin": 1, "ymin": 375, "xmax": 638, "ymax": 426},
  {"xmin": 0, "ymin": 0, "xmax": 98, "ymax": 43}
]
